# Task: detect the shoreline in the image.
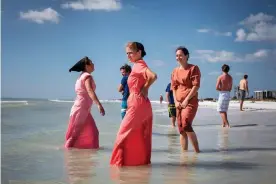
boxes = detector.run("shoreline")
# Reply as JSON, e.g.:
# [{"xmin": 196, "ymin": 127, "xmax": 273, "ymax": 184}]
[{"xmin": 2, "ymin": 99, "xmax": 276, "ymax": 111}]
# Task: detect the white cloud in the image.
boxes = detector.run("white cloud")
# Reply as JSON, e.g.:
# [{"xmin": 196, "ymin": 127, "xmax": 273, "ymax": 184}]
[
  {"xmin": 194, "ymin": 50, "xmax": 242, "ymax": 62},
  {"xmin": 197, "ymin": 28, "xmax": 232, "ymax": 37},
  {"xmin": 256, "ymin": 49, "xmax": 269, "ymax": 57},
  {"xmin": 235, "ymin": 28, "xmax": 247, "ymax": 41},
  {"xmin": 245, "ymin": 49, "xmax": 273, "ymax": 60},
  {"xmin": 235, "ymin": 12, "xmax": 276, "ymax": 42},
  {"xmin": 151, "ymin": 60, "xmax": 165, "ymax": 67},
  {"xmin": 240, "ymin": 12, "xmax": 274, "ymax": 25},
  {"xmin": 197, "ymin": 29, "xmax": 210, "ymax": 33},
  {"xmin": 195, "ymin": 50, "xmax": 215, "ymax": 54},
  {"xmin": 19, "ymin": 8, "xmax": 60, "ymax": 24},
  {"xmin": 61, "ymin": 0, "xmax": 122, "ymax": 11},
  {"xmin": 215, "ymin": 31, "xmax": 232, "ymax": 36},
  {"xmin": 194, "ymin": 49, "xmax": 274, "ymax": 63},
  {"xmin": 208, "ymin": 71, "xmax": 220, "ymax": 76}
]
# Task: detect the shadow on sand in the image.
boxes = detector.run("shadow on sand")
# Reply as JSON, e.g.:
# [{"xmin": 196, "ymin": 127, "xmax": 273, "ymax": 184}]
[
  {"xmin": 265, "ymin": 124, "xmax": 276, "ymax": 127},
  {"xmin": 202, "ymin": 147, "xmax": 276, "ymax": 153},
  {"xmin": 231, "ymin": 124, "xmax": 258, "ymax": 128}
]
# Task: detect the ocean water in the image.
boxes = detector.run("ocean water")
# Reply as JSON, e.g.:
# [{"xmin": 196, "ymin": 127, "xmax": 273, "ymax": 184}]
[{"xmin": 1, "ymin": 99, "xmax": 276, "ymax": 184}]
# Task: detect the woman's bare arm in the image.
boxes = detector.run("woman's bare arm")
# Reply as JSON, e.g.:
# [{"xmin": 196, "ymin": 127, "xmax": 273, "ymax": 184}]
[
  {"xmin": 143, "ymin": 68, "xmax": 157, "ymax": 89},
  {"xmin": 84, "ymin": 77, "xmax": 102, "ymax": 106},
  {"xmin": 85, "ymin": 77, "xmax": 105, "ymax": 115},
  {"xmin": 185, "ymin": 86, "xmax": 200, "ymax": 101}
]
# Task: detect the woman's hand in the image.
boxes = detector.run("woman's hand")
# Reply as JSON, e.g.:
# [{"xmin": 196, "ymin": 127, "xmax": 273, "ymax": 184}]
[
  {"xmin": 175, "ymin": 101, "xmax": 181, "ymax": 109},
  {"xmin": 98, "ymin": 104, "xmax": 105, "ymax": 116},
  {"xmin": 181, "ymin": 99, "xmax": 189, "ymax": 109},
  {"xmin": 140, "ymin": 87, "xmax": 148, "ymax": 98}
]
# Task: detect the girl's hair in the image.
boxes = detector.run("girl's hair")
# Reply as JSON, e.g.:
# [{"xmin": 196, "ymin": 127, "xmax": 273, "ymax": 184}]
[
  {"xmin": 222, "ymin": 64, "xmax": 230, "ymax": 73},
  {"xmin": 126, "ymin": 42, "xmax": 147, "ymax": 57},
  {"xmin": 69, "ymin": 56, "xmax": 91, "ymax": 72},
  {"xmin": 175, "ymin": 46, "xmax": 190, "ymax": 60}
]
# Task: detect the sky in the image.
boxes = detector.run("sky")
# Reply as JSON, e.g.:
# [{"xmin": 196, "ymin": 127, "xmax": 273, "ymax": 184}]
[{"xmin": 2, "ymin": 0, "xmax": 276, "ymax": 100}]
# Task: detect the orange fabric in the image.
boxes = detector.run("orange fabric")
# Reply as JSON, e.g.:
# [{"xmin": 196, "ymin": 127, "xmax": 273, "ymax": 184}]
[
  {"xmin": 217, "ymin": 74, "xmax": 232, "ymax": 91},
  {"xmin": 171, "ymin": 64, "xmax": 201, "ymax": 133},
  {"xmin": 110, "ymin": 60, "xmax": 153, "ymax": 166}
]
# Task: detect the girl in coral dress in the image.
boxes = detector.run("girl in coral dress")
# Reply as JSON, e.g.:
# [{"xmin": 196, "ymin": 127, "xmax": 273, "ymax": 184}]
[
  {"xmin": 65, "ymin": 56, "xmax": 105, "ymax": 149},
  {"xmin": 171, "ymin": 47, "xmax": 201, "ymax": 153},
  {"xmin": 110, "ymin": 42, "xmax": 157, "ymax": 166}
]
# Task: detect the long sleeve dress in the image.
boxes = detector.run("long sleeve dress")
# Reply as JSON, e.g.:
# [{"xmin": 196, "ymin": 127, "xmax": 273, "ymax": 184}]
[{"xmin": 110, "ymin": 60, "xmax": 153, "ymax": 166}]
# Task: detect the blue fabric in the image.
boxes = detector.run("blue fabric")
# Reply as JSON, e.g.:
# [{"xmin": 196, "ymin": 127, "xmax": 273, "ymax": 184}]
[
  {"xmin": 121, "ymin": 76, "xmax": 129, "ymax": 101},
  {"xmin": 165, "ymin": 83, "xmax": 175, "ymax": 104},
  {"xmin": 121, "ymin": 100, "xmax": 127, "ymax": 119}
]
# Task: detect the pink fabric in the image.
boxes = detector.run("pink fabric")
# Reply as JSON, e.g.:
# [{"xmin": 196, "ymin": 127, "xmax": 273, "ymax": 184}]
[
  {"xmin": 110, "ymin": 60, "xmax": 153, "ymax": 166},
  {"xmin": 65, "ymin": 72, "xmax": 99, "ymax": 149}
]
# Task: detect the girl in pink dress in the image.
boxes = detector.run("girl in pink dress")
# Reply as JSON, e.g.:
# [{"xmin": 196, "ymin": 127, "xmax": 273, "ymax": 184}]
[
  {"xmin": 110, "ymin": 42, "xmax": 157, "ymax": 166},
  {"xmin": 65, "ymin": 56, "xmax": 105, "ymax": 149}
]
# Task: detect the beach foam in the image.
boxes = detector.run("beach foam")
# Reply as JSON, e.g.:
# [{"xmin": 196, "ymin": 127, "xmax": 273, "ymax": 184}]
[
  {"xmin": 47, "ymin": 99, "xmax": 276, "ymax": 112},
  {"xmin": 1, "ymin": 101, "xmax": 28, "ymax": 105},
  {"xmin": 48, "ymin": 99, "xmax": 74, "ymax": 103}
]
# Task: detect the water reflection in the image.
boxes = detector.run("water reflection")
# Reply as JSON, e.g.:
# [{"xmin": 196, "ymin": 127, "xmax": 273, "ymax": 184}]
[
  {"xmin": 110, "ymin": 165, "xmax": 152, "ymax": 184},
  {"xmin": 217, "ymin": 128, "xmax": 230, "ymax": 151},
  {"xmin": 168, "ymin": 128, "xmax": 179, "ymax": 157},
  {"xmin": 166, "ymin": 128, "xmax": 198, "ymax": 184},
  {"xmin": 64, "ymin": 149, "xmax": 98, "ymax": 184}
]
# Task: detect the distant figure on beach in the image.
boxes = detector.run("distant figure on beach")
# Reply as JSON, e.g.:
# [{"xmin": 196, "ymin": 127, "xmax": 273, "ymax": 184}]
[
  {"xmin": 237, "ymin": 86, "xmax": 240, "ymax": 99},
  {"xmin": 110, "ymin": 42, "xmax": 157, "ymax": 166},
  {"xmin": 160, "ymin": 94, "xmax": 163, "ymax": 104},
  {"xmin": 65, "ymin": 57, "xmax": 105, "ymax": 149},
  {"xmin": 118, "ymin": 64, "xmax": 132, "ymax": 119},
  {"xmin": 239, "ymin": 75, "xmax": 249, "ymax": 111},
  {"xmin": 166, "ymin": 83, "xmax": 176, "ymax": 127},
  {"xmin": 216, "ymin": 64, "xmax": 233, "ymax": 128},
  {"xmin": 171, "ymin": 46, "xmax": 201, "ymax": 153}
]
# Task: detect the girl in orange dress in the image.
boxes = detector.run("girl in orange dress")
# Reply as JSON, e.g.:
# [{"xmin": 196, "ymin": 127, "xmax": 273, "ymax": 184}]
[
  {"xmin": 171, "ymin": 47, "xmax": 200, "ymax": 153},
  {"xmin": 110, "ymin": 42, "xmax": 157, "ymax": 166}
]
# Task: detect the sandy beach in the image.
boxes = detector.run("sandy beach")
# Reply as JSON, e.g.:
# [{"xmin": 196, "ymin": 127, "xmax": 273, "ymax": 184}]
[{"xmin": 199, "ymin": 100, "xmax": 276, "ymax": 110}]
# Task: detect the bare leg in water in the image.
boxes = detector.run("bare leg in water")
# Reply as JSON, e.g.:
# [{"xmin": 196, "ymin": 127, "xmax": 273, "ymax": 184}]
[
  {"xmin": 180, "ymin": 132, "xmax": 188, "ymax": 151},
  {"xmin": 180, "ymin": 131, "xmax": 200, "ymax": 153},
  {"xmin": 240, "ymin": 100, "xmax": 244, "ymax": 111},
  {"xmin": 220, "ymin": 112, "xmax": 230, "ymax": 128},
  {"xmin": 171, "ymin": 116, "xmax": 176, "ymax": 127}
]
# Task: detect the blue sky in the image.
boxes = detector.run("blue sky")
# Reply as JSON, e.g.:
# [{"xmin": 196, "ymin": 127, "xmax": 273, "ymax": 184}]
[{"xmin": 2, "ymin": 0, "xmax": 276, "ymax": 100}]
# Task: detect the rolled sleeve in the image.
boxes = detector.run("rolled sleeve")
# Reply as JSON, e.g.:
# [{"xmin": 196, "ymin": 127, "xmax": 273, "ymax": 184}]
[{"xmin": 190, "ymin": 65, "xmax": 201, "ymax": 87}]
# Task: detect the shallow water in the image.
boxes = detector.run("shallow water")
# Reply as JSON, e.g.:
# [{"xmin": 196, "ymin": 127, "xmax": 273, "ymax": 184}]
[{"xmin": 1, "ymin": 99, "xmax": 276, "ymax": 184}]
